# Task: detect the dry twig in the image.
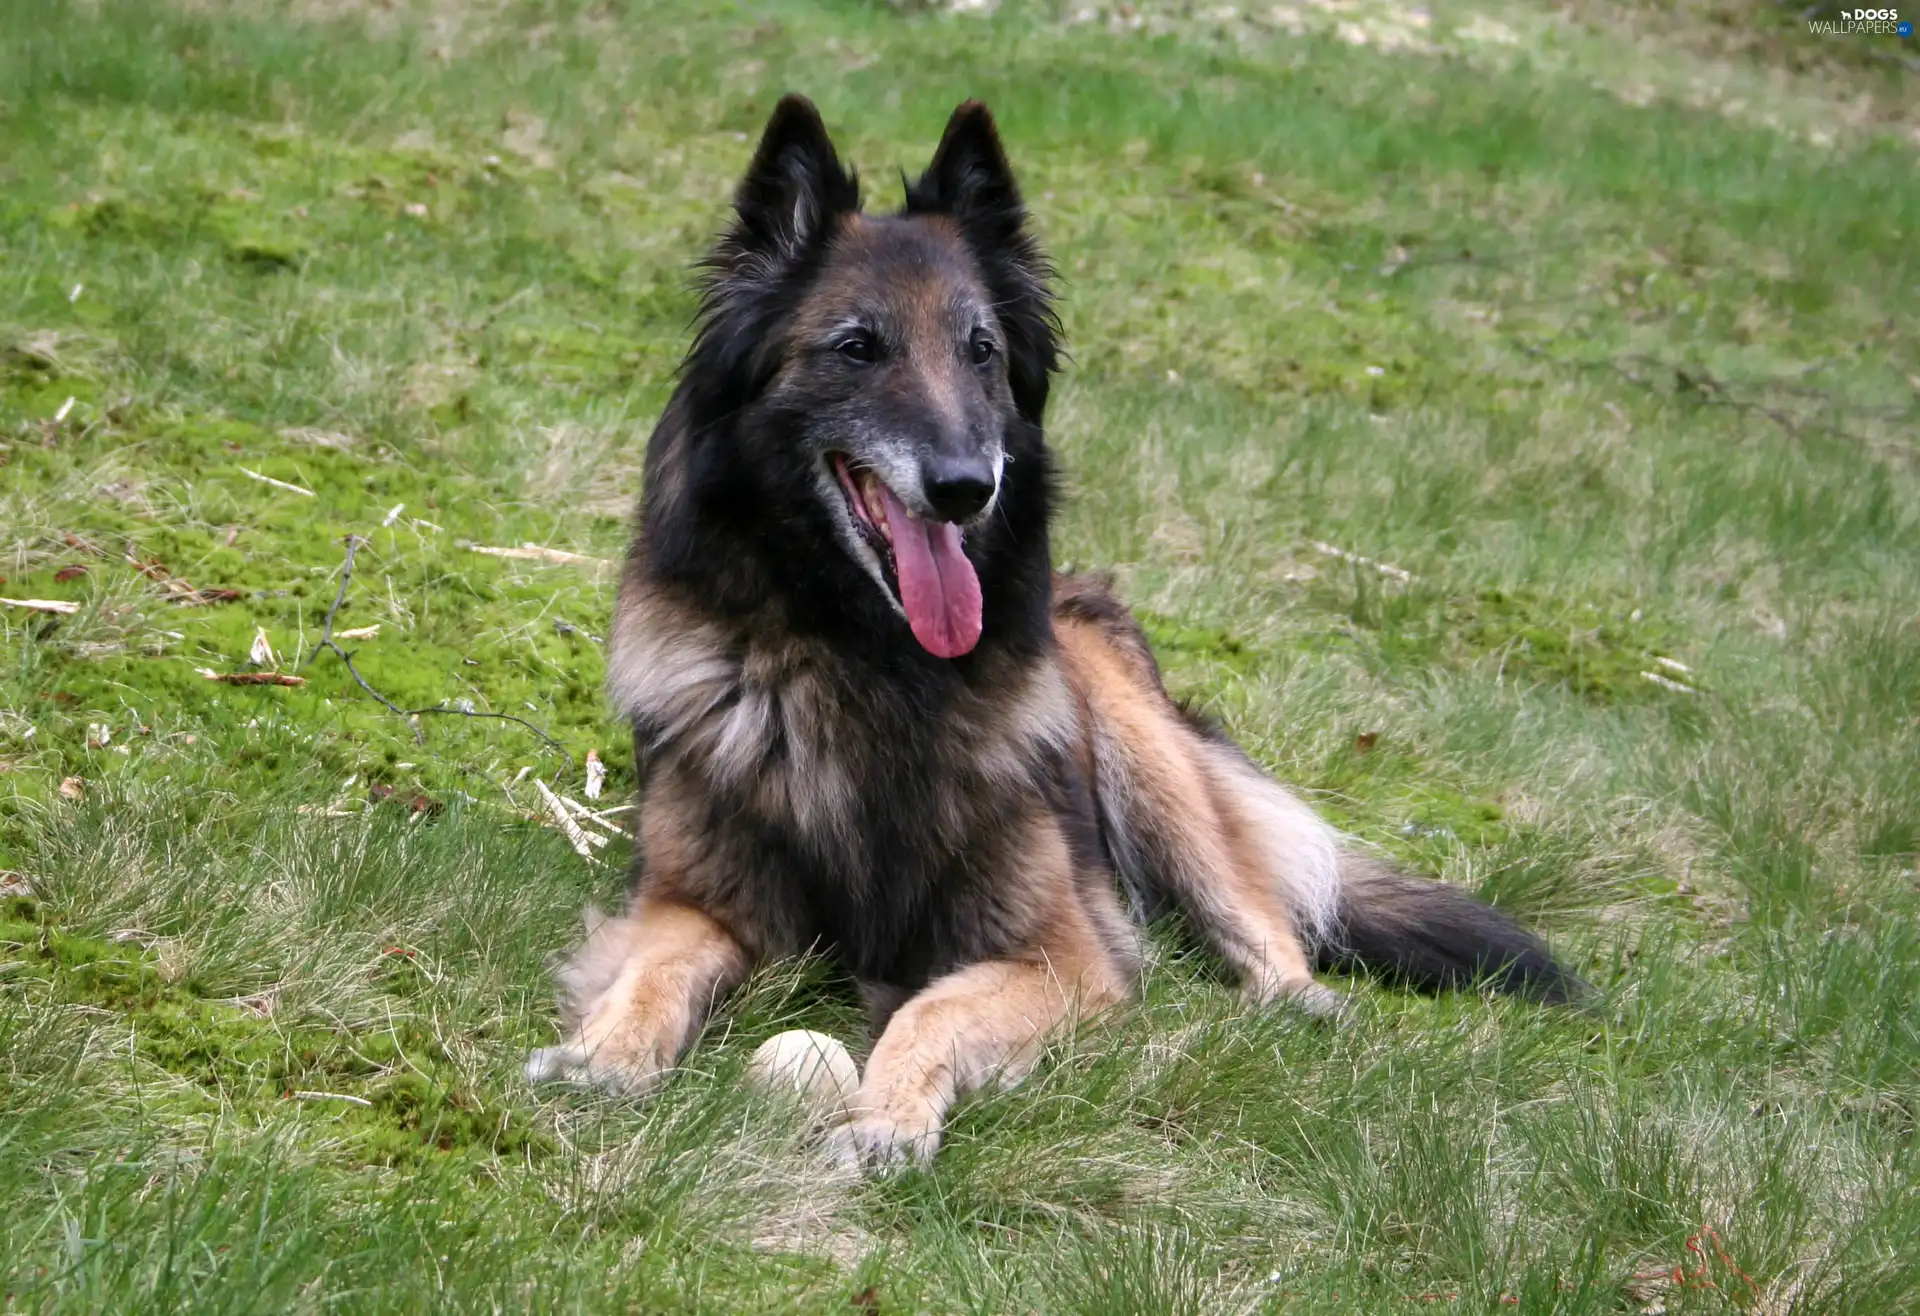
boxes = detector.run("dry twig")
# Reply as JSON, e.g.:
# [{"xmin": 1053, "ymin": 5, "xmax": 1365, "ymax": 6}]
[
  {"xmin": 305, "ymin": 535, "xmax": 571, "ymax": 761},
  {"xmin": 198, "ymin": 669, "xmax": 306, "ymax": 687},
  {"xmin": 534, "ymin": 778, "xmax": 604, "ymax": 860}
]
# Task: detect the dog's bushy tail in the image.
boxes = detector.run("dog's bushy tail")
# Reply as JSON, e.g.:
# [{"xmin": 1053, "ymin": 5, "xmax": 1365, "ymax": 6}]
[{"xmin": 1316, "ymin": 854, "xmax": 1585, "ymax": 1004}]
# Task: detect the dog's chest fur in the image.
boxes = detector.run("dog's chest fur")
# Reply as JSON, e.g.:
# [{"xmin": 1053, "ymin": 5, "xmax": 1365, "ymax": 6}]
[{"xmin": 607, "ymin": 578, "xmax": 1084, "ymax": 983}]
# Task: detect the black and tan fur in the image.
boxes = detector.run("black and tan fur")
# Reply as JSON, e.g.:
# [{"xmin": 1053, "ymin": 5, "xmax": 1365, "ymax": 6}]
[{"xmin": 526, "ymin": 95, "xmax": 1580, "ymax": 1168}]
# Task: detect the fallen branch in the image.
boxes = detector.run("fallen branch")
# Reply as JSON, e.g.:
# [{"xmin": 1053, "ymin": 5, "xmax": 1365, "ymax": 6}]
[
  {"xmin": 2, "ymin": 597, "xmax": 79, "ymax": 614},
  {"xmin": 305, "ymin": 535, "xmax": 572, "ymax": 761}
]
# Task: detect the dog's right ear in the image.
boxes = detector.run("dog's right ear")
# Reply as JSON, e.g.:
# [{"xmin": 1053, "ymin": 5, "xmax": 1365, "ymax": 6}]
[
  {"xmin": 688, "ymin": 96, "xmax": 861, "ymax": 402},
  {"xmin": 716, "ymin": 95, "xmax": 861, "ymax": 280}
]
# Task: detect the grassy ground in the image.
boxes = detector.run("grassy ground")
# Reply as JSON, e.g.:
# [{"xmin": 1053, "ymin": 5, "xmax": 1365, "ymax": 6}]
[{"xmin": 3, "ymin": 0, "xmax": 1917, "ymax": 1310}]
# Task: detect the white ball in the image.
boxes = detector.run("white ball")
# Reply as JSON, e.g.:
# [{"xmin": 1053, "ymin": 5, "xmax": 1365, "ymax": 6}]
[{"xmin": 746, "ymin": 1029, "xmax": 861, "ymax": 1126}]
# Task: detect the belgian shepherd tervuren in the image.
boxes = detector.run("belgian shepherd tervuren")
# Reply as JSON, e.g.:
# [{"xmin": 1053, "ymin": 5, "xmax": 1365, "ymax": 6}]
[{"xmin": 526, "ymin": 94, "xmax": 1579, "ymax": 1169}]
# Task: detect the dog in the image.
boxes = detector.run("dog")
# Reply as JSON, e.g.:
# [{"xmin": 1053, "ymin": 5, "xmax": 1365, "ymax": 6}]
[{"xmin": 525, "ymin": 94, "xmax": 1580, "ymax": 1169}]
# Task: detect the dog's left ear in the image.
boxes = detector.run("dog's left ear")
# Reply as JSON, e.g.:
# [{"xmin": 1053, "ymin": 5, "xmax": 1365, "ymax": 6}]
[
  {"xmin": 909, "ymin": 101, "xmax": 1027, "ymax": 253},
  {"xmin": 907, "ymin": 101, "xmax": 1059, "ymax": 422}
]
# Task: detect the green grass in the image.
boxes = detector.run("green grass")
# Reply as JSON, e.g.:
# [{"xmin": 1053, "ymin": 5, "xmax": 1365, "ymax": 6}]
[{"xmin": 3, "ymin": 0, "xmax": 1917, "ymax": 1309}]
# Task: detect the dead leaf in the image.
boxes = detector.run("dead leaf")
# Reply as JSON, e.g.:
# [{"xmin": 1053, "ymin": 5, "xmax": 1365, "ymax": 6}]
[
  {"xmin": 368, "ymin": 782, "xmax": 442, "ymax": 814},
  {"xmin": 585, "ymin": 749, "xmax": 605, "ymax": 799},
  {"xmin": 1355, "ymin": 730, "xmax": 1380, "ymax": 753},
  {"xmin": 222, "ymin": 990, "xmax": 277, "ymax": 1017},
  {"xmin": 2, "ymin": 597, "xmax": 79, "ymax": 615},
  {"xmin": 126, "ymin": 553, "xmax": 241, "ymax": 605},
  {"xmin": 53, "ymin": 565, "xmax": 88, "ymax": 583},
  {"xmin": 335, "ymin": 623, "xmax": 380, "ymax": 641},
  {"xmin": 249, "ymin": 627, "xmax": 275, "ymax": 667},
  {"xmin": 59, "ymin": 776, "xmax": 85, "ymax": 800}
]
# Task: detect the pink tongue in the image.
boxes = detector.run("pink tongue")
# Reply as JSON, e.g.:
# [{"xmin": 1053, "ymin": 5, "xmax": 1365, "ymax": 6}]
[{"xmin": 875, "ymin": 482, "xmax": 982, "ymax": 659}]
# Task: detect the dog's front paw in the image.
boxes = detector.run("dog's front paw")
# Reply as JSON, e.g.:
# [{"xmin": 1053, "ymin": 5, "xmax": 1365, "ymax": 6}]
[
  {"xmin": 1245, "ymin": 975, "xmax": 1354, "ymax": 1024},
  {"xmin": 525, "ymin": 1043, "xmax": 589, "ymax": 1086},
  {"xmin": 824, "ymin": 1110, "xmax": 942, "ymax": 1174},
  {"xmin": 1288, "ymin": 981, "xmax": 1353, "ymax": 1023},
  {"xmin": 524, "ymin": 1037, "xmax": 665, "ymax": 1095}
]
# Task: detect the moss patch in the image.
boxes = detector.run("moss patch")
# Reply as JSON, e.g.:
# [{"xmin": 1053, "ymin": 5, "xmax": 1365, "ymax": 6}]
[
  {"xmin": 0, "ymin": 899, "xmax": 551, "ymax": 1170},
  {"xmin": 1313, "ymin": 577, "xmax": 1694, "ymax": 705}
]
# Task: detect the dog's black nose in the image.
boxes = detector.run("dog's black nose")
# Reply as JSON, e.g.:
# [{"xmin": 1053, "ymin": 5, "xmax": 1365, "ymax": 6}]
[{"xmin": 922, "ymin": 457, "xmax": 997, "ymax": 522}]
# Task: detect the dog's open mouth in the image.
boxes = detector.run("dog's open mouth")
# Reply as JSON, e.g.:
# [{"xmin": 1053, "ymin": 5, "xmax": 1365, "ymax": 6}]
[{"xmin": 831, "ymin": 454, "xmax": 983, "ymax": 660}]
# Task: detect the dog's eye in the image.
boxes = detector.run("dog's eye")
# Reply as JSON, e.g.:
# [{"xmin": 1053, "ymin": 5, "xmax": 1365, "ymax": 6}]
[
  {"xmin": 970, "ymin": 335, "xmax": 996, "ymax": 366},
  {"xmin": 837, "ymin": 335, "xmax": 877, "ymax": 364}
]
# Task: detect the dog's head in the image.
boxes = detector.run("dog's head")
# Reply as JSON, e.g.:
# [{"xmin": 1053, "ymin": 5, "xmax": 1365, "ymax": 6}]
[{"xmin": 676, "ymin": 95, "xmax": 1058, "ymax": 660}]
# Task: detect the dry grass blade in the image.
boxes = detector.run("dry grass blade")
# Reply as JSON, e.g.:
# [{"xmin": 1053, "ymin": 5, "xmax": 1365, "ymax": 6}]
[
  {"xmin": 237, "ymin": 466, "xmax": 316, "ymax": 497},
  {"xmin": 468, "ymin": 543, "xmax": 611, "ymax": 569},
  {"xmin": 1309, "ymin": 540, "xmax": 1415, "ymax": 583}
]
